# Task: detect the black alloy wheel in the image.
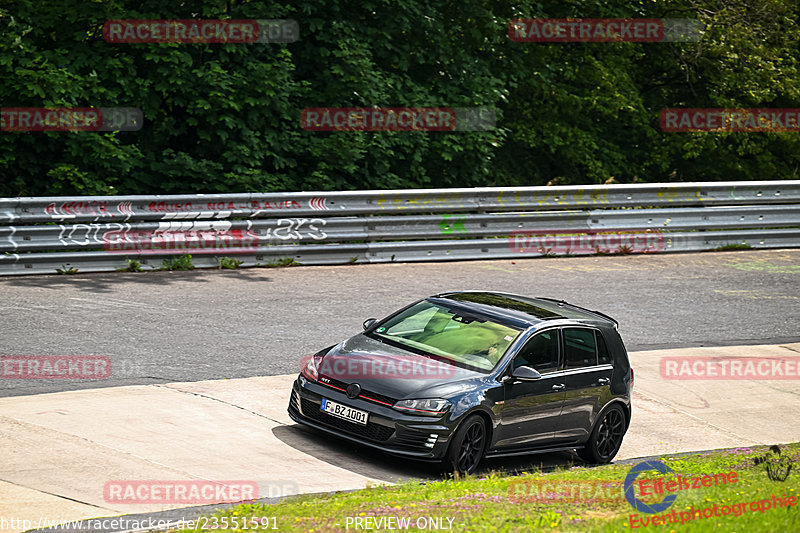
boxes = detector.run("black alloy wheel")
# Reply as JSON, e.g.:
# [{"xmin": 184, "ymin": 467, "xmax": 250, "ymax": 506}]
[
  {"xmin": 578, "ymin": 405, "xmax": 626, "ymax": 464},
  {"xmin": 444, "ymin": 415, "xmax": 487, "ymax": 474}
]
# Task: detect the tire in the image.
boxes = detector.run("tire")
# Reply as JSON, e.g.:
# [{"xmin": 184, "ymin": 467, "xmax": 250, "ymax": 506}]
[
  {"xmin": 441, "ymin": 415, "xmax": 487, "ymax": 475},
  {"xmin": 577, "ymin": 405, "xmax": 626, "ymax": 464}
]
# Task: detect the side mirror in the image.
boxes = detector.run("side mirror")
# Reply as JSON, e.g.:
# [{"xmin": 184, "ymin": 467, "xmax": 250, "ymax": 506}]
[
  {"xmin": 363, "ymin": 318, "xmax": 378, "ymax": 331},
  {"xmin": 506, "ymin": 365, "xmax": 542, "ymax": 382}
]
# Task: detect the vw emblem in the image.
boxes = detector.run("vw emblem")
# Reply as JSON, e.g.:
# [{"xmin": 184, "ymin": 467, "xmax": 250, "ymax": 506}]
[{"xmin": 346, "ymin": 383, "xmax": 361, "ymax": 399}]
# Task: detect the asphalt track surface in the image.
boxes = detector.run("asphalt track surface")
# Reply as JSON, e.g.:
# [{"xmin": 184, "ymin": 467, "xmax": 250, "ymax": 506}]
[{"xmin": 1, "ymin": 249, "xmax": 799, "ymax": 397}]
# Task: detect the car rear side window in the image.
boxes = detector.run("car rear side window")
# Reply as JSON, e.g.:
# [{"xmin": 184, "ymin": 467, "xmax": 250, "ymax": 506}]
[
  {"xmin": 563, "ymin": 328, "xmax": 597, "ymax": 369},
  {"xmin": 513, "ymin": 330, "xmax": 559, "ymax": 374},
  {"xmin": 596, "ymin": 331, "xmax": 611, "ymax": 365}
]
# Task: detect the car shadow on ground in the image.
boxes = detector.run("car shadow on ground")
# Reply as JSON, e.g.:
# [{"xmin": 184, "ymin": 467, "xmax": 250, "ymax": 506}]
[{"xmin": 272, "ymin": 423, "xmax": 589, "ymax": 485}]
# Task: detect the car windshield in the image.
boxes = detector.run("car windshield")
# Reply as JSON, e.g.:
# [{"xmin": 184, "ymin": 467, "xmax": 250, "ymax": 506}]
[{"xmin": 370, "ymin": 300, "xmax": 521, "ymax": 372}]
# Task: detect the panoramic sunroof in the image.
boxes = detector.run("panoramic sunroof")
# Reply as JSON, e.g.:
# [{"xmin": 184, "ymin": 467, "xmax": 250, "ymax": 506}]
[{"xmin": 443, "ymin": 293, "xmax": 563, "ymax": 319}]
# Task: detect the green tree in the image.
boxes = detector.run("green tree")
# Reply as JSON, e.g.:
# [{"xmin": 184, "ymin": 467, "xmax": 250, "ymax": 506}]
[{"xmin": 0, "ymin": 0, "xmax": 798, "ymax": 196}]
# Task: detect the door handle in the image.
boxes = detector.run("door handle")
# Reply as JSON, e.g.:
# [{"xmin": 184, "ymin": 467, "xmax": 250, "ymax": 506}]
[
  {"xmin": 598, "ymin": 378, "xmax": 610, "ymax": 385},
  {"xmin": 552, "ymin": 384, "xmax": 565, "ymax": 391}
]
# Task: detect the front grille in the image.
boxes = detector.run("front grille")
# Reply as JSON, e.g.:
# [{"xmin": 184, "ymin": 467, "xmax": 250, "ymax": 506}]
[
  {"xmin": 358, "ymin": 389, "xmax": 397, "ymax": 406},
  {"xmin": 318, "ymin": 376, "xmax": 398, "ymax": 406},
  {"xmin": 322, "ymin": 377, "xmax": 349, "ymax": 389},
  {"xmin": 300, "ymin": 398, "xmax": 394, "ymax": 442}
]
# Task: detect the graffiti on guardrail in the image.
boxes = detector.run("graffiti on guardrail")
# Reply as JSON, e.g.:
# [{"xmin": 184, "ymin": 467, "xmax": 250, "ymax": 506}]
[
  {"xmin": 104, "ymin": 229, "xmax": 260, "ymax": 254},
  {"xmin": 40, "ymin": 198, "xmax": 328, "ymax": 221},
  {"xmin": 250, "ymin": 199, "xmax": 319, "ymax": 215},
  {"xmin": 146, "ymin": 199, "xmax": 325, "ymax": 216},
  {"xmin": 44, "ymin": 201, "xmax": 136, "ymax": 221},
  {"xmin": 439, "ymin": 215, "xmax": 467, "ymax": 235},
  {"xmin": 376, "ymin": 190, "xmax": 616, "ymax": 211},
  {"xmin": 266, "ymin": 218, "xmax": 327, "ymax": 240},
  {"xmin": 45, "ymin": 201, "xmax": 114, "ymax": 220},
  {"xmin": 147, "ymin": 202, "xmax": 194, "ymax": 213},
  {"xmin": 1, "ymin": 219, "xmax": 331, "ymax": 251},
  {"xmin": 145, "ymin": 200, "xmax": 310, "ymax": 214},
  {"xmin": 1, "ymin": 182, "xmax": 798, "ymax": 275},
  {"xmin": 495, "ymin": 189, "xmax": 610, "ymax": 207},
  {"xmin": 657, "ymin": 187, "xmax": 704, "ymax": 203},
  {"xmin": 58, "ymin": 223, "xmax": 132, "ymax": 246},
  {"xmin": 376, "ymin": 194, "xmax": 469, "ymax": 211},
  {"xmin": 564, "ymin": 189, "xmax": 609, "ymax": 205},
  {"xmin": 102, "ymin": 219, "xmax": 328, "ymax": 253}
]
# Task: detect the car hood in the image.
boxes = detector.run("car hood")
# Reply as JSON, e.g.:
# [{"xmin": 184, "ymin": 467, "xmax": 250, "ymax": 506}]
[{"xmin": 317, "ymin": 333, "xmax": 489, "ymax": 401}]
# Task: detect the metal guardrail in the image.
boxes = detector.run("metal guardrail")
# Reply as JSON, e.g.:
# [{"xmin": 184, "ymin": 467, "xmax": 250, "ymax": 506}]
[{"xmin": 1, "ymin": 181, "xmax": 799, "ymax": 275}]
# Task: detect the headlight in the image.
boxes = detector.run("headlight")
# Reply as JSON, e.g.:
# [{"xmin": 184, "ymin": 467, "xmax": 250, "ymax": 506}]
[
  {"xmin": 300, "ymin": 356, "xmax": 319, "ymax": 381},
  {"xmin": 393, "ymin": 398, "xmax": 451, "ymax": 416}
]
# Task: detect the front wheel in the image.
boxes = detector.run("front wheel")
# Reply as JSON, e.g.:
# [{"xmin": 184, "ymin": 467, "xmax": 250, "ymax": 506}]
[
  {"xmin": 577, "ymin": 405, "xmax": 626, "ymax": 464},
  {"xmin": 442, "ymin": 415, "xmax": 486, "ymax": 475}
]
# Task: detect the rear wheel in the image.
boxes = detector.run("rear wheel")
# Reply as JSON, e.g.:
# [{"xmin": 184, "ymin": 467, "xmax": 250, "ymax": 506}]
[
  {"xmin": 442, "ymin": 415, "xmax": 486, "ymax": 474},
  {"xmin": 577, "ymin": 405, "xmax": 626, "ymax": 464}
]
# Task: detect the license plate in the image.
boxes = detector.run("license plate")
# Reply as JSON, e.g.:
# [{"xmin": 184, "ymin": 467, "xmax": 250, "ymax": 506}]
[{"xmin": 320, "ymin": 398, "xmax": 368, "ymax": 426}]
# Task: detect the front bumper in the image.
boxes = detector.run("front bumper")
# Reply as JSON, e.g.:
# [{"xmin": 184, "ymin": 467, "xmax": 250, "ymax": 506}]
[{"xmin": 287, "ymin": 376, "xmax": 453, "ymax": 460}]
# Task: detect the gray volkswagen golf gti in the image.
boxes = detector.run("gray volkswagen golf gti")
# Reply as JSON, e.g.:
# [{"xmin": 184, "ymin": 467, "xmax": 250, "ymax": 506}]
[{"xmin": 288, "ymin": 291, "xmax": 633, "ymax": 473}]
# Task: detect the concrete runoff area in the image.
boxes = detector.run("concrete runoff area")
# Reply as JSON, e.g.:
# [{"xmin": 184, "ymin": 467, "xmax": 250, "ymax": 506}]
[
  {"xmin": 2, "ymin": 248, "xmax": 799, "ymax": 399},
  {"xmin": 0, "ymin": 343, "xmax": 799, "ymax": 532}
]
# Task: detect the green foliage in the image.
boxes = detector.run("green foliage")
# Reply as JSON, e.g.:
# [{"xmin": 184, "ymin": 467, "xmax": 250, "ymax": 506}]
[
  {"xmin": 713, "ymin": 243, "xmax": 753, "ymax": 251},
  {"xmin": 160, "ymin": 254, "xmax": 195, "ymax": 271},
  {"xmin": 262, "ymin": 257, "xmax": 297, "ymax": 267},
  {"xmin": 0, "ymin": 0, "xmax": 799, "ymax": 196},
  {"xmin": 116, "ymin": 257, "xmax": 143, "ymax": 271},
  {"xmin": 55, "ymin": 264, "xmax": 78, "ymax": 274},
  {"xmin": 595, "ymin": 246, "xmax": 612, "ymax": 255},
  {"xmin": 615, "ymin": 244, "xmax": 634, "ymax": 255},
  {"xmin": 176, "ymin": 443, "xmax": 800, "ymax": 532},
  {"xmin": 217, "ymin": 256, "xmax": 243, "ymax": 269}
]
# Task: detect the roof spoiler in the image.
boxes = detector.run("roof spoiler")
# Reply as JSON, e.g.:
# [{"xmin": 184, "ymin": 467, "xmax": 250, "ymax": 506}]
[{"xmin": 536, "ymin": 297, "xmax": 619, "ymax": 329}]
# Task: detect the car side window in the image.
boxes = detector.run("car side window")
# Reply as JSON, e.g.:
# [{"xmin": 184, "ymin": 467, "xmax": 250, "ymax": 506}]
[
  {"xmin": 597, "ymin": 331, "xmax": 611, "ymax": 365},
  {"xmin": 563, "ymin": 328, "xmax": 598, "ymax": 369},
  {"xmin": 512, "ymin": 330, "xmax": 559, "ymax": 374}
]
